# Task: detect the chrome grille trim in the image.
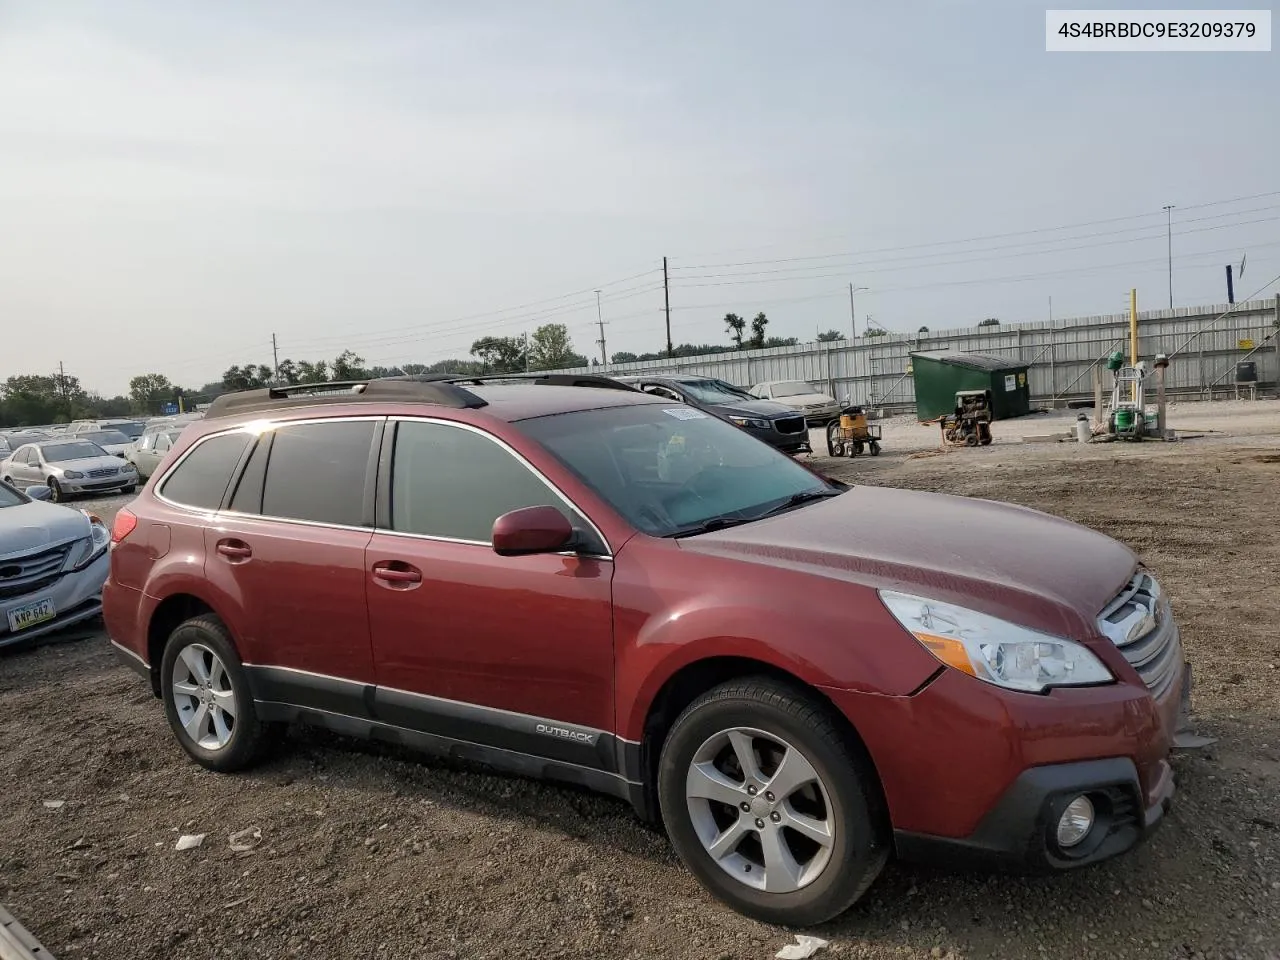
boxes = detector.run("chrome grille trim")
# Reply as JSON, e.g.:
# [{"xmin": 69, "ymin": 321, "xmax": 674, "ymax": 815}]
[
  {"xmin": 1098, "ymin": 570, "xmax": 1180, "ymax": 696},
  {"xmin": 0, "ymin": 542, "xmax": 72, "ymax": 600}
]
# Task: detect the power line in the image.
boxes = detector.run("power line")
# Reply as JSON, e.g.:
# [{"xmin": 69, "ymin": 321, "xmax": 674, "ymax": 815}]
[
  {"xmin": 667, "ymin": 189, "xmax": 1280, "ymax": 267},
  {"xmin": 670, "ymin": 211, "xmax": 1280, "ymax": 285}
]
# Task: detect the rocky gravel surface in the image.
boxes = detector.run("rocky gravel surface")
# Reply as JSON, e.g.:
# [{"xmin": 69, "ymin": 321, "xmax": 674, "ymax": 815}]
[{"xmin": 2, "ymin": 440, "xmax": 1279, "ymax": 959}]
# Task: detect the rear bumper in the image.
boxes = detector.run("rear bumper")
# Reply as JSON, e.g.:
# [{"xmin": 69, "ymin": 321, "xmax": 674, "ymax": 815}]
[{"xmin": 894, "ymin": 755, "xmax": 1174, "ymax": 870}]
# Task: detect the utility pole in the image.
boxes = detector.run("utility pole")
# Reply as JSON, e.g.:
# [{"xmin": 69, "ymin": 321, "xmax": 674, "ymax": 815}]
[
  {"xmin": 663, "ymin": 256, "xmax": 673, "ymax": 357},
  {"xmin": 1163, "ymin": 204, "xmax": 1175, "ymax": 309},
  {"xmin": 594, "ymin": 289, "xmax": 608, "ymax": 371},
  {"xmin": 57, "ymin": 360, "xmax": 66, "ymax": 398},
  {"xmin": 524, "ymin": 331, "xmax": 531, "ymax": 373},
  {"xmin": 271, "ymin": 333, "xmax": 280, "ymax": 383},
  {"xmin": 849, "ymin": 284, "xmax": 869, "ymax": 338}
]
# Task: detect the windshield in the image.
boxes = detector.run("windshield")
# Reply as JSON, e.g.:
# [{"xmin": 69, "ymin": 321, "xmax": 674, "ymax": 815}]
[
  {"xmin": 81, "ymin": 430, "xmax": 130, "ymax": 445},
  {"xmin": 520, "ymin": 404, "xmax": 834, "ymax": 537},
  {"xmin": 108, "ymin": 421, "xmax": 145, "ymax": 439},
  {"xmin": 41, "ymin": 441, "xmax": 107, "ymax": 462},
  {"xmin": 679, "ymin": 380, "xmax": 755, "ymax": 404},
  {"xmin": 772, "ymin": 381, "xmax": 822, "ymax": 398},
  {"xmin": 0, "ymin": 482, "xmax": 24, "ymax": 508}
]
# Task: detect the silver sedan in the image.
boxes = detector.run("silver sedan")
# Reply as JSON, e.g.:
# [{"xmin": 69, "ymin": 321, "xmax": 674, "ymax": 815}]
[{"xmin": 0, "ymin": 439, "xmax": 138, "ymax": 502}]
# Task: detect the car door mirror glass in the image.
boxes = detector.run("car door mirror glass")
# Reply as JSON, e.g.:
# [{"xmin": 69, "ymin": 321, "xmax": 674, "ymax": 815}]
[{"xmin": 491, "ymin": 506, "xmax": 575, "ymax": 557}]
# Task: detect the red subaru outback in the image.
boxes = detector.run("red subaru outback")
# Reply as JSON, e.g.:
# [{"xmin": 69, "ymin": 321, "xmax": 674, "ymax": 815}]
[{"xmin": 104, "ymin": 376, "xmax": 1188, "ymax": 924}]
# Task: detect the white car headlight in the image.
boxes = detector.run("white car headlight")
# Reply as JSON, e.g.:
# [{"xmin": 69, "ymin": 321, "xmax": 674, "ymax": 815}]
[
  {"xmin": 122, "ymin": 462, "xmax": 136, "ymax": 472},
  {"xmin": 879, "ymin": 590, "xmax": 1113, "ymax": 693},
  {"xmin": 728, "ymin": 416, "xmax": 770, "ymax": 429},
  {"xmin": 63, "ymin": 470, "xmax": 84, "ymax": 479}
]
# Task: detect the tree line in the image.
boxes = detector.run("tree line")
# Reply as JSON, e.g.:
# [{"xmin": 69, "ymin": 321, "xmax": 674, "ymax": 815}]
[{"xmin": 2, "ymin": 311, "xmax": 825, "ymax": 427}]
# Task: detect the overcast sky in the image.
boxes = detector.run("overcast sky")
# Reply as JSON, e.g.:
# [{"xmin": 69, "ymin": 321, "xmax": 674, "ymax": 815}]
[{"xmin": 1, "ymin": 0, "xmax": 1277, "ymax": 396}]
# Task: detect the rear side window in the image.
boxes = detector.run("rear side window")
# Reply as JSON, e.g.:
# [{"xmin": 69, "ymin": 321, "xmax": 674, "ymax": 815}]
[
  {"xmin": 389, "ymin": 421, "xmax": 569, "ymax": 543},
  {"xmin": 160, "ymin": 432, "xmax": 251, "ymax": 510},
  {"xmin": 260, "ymin": 420, "xmax": 375, "ymax": 526}
]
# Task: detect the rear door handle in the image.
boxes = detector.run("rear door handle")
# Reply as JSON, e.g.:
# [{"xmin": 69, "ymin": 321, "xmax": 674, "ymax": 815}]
[
  {"xmin": 216, "ymin": 539, "xmax": 252, "ymax": 561},
  {"xmin": 371, "ymin": 561, "xmax": 422, "ymax": 588}
]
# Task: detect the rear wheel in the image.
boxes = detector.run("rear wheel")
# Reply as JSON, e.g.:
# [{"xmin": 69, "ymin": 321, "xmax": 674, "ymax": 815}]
[
  {"xmin": 657, "ymin": 678, "xmax": 889, "ymax": 925},
  {"xmin": 160, "ymin": 614, "xmax": 270, "ymax": 772},
  {"xmin": 869, "ymin": 441, "xmax": 881, "ymax": 456}
]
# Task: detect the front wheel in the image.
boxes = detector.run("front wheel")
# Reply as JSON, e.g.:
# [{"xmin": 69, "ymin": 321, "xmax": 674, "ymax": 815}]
[
  {"xmin": 160, "ymin": 615, "xmax": 270, "ymax": 772},
  {"xmin": 48, "ymin": 477, "xmax": 65, "ymax": 502},
  {"xmin": 825, "ymin": 421, "xmax": 840, "ymax": 457},
  {"xmin": 119, "ymin": 484, "xmax": 136, "ymax": 495},
  {"xmin": 657, "ymin": 678, "xmax": 889, "ymax": 926}
]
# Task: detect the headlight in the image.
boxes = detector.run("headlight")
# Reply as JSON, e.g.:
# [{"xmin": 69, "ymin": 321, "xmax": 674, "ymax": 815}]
[
  {"xmin": 879, "ymin": 590, "xmax": 1113, "ymax": 693},
  {"xmin": 64, "ymin": 514, "xmax": 111, "ymax": 570},
  {"xmin": 122, "ymin": 463, "xmax": 136, "ymax": 472},
  {"xmin": 63, "ymin": 470, "xmax": 84, "ymax": 479},
  {"xmin": 728, "ymin": 416, "xmax": 770, "ymax": 429}
]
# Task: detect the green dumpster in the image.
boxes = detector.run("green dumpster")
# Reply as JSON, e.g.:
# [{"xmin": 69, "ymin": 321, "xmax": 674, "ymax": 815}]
[{"xmin": 910, "ymin": 351, "xmax": 1032, "ymax": 422}]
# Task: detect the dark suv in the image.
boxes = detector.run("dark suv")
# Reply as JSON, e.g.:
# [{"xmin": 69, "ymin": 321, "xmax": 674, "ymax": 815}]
[
  {"xmin": 616, "ymin": 374, "xmax": 811, "ymax": 455},
  {"xmin": 104, "ymin": 377, "xmax": 1188, "ymax": 925}
]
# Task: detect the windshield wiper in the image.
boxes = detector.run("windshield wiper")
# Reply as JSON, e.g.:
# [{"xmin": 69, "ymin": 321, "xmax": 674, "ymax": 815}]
[
  {"xmin": 666, "ymin": 514, "xmax": 755, "ymax": 539},
  {"xmin": 752, "ymin": 488, "xmax": 843, "ymax": 520}
]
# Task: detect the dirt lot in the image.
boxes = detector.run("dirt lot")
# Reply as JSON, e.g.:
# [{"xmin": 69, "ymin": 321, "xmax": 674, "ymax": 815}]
[{"xmin": 4, "ymin": 407, "xmax": 1280, "ymax": 960}]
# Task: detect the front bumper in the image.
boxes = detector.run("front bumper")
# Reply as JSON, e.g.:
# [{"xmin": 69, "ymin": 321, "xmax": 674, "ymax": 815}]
[
  {"xmin": 0, "ymin": 551, "xmax": 109, "ymax": 648},
  {"xmin": 60, "ymin": 475, "xmax": 135, "ymax": 494},
  {"xmin": 822, "ymin": 652, "xmax": 1188, "ymax": 872},
  {"xmin": 894, "ymin": 755, "xmax": 1174, "ymax": 870}
]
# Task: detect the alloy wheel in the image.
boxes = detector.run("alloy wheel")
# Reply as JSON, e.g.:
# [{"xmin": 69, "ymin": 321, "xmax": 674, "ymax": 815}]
[
  {"xmin": 170, "ymin": 643, "xmax": 238, "ymax": 750},
  {"xmin": 685, "ymin": 726, "xmax": 835, "ymax": 893}
]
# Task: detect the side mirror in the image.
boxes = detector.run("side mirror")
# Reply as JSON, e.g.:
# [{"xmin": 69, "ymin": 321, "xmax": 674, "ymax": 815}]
[
  {"xmin": 26, "ymin": 485, "xmax": 52, "ymax": 502},
  {"xmin": 492, "ymin": 506, "xmax": 575, "ymax": 557}
]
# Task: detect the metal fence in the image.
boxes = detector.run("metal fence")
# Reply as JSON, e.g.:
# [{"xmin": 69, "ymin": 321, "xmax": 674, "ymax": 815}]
[{"xmin": 547, "ymin": 296, "xmax": 1280, "ymax": 411}]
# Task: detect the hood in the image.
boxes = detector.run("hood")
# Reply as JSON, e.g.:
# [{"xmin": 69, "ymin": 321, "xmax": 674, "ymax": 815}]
[
  {"xmin": 0, "ymin": 499, "xmax": 89, "ymax": 558},
  {"xmin": 678, "ymin": 486, "xmax": 1136, "ymax": 641},
  {"xmin": 49, "ymin": 456, "xmax": 126, "ymax": 473},
  {"xmin": 711, "ymin": 398, "xmax": 803, "ymax": 419}
]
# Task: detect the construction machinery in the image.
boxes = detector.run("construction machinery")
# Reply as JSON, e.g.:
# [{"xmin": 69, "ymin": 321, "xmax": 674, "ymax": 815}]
[
  {"xmin": 826, "ymin": 403, "xmax": 882, "ymax": 457},
  {"xmin": 939, "ymin": 389, "xmax": 993, "ymax": 447}
]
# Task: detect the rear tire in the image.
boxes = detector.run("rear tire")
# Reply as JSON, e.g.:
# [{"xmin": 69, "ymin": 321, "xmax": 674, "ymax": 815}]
[
  {"xmin": 160, "ymin": 614, "xmax": 270, "ymax": 772},
  {"xmin": 657, "ymin": 678, "xmax": 889, "ymax": 926}
]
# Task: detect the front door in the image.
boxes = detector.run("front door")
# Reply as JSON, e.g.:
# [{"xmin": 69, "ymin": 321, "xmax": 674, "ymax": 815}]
[{"xmin": 365, "ymin": 418, "xmax": 616, "ymax": 768}]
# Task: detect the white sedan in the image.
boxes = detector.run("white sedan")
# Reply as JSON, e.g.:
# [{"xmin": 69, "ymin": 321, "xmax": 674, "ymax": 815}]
[{"xmin": 0, "ymin": 479, "xmax": 110, "ymax": 648}]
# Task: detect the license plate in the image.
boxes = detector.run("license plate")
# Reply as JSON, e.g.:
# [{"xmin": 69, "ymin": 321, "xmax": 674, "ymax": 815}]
[{"xmin": 7, "ymin": 597, "xmax": 56, "ymax": 633}]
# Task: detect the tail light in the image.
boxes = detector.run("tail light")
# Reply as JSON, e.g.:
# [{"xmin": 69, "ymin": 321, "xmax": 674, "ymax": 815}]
[{"xmin": 112, "ymin": 508, "xmax": 138, "ymax": 544}]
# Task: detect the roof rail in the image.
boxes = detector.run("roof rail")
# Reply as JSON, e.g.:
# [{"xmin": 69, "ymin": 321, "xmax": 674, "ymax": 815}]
[
  {"xmin": 203, "ymin": 378, "xmax": 488, "ymax": 420},
  {"xmin": 441, "ymin": 372, "xmax": 639, "ymax": 392}
]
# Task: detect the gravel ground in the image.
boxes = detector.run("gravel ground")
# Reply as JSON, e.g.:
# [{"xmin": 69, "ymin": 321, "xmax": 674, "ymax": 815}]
[{"xmin": 3, "ymin": 428, "xmax": 1280, "ymax": 960}]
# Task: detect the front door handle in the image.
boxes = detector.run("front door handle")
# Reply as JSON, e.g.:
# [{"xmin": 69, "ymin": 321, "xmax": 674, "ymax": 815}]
[
  {"xmin": 371, "ymin": 560, "xmax": 422, "ymax": 588},
  {"xmin": 216, "ymin": 539, "xmax": 253, "ymax": 561}
]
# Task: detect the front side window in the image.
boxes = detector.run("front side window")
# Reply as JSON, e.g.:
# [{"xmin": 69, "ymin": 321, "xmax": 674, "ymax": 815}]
[
  {"xmin": 520, "ymin": 404, "xmax": 834, "ymax": 537},
  {"xmin": 389, "ymin": 421, "xmax": 572, "ymax": 543},
  {"xmin": 260, "ymin": 420, "xmax": 375, "ymax": 526},
  {"xmin": 160, "ymin": 432, "xmax": 251, "ymax": 510}
]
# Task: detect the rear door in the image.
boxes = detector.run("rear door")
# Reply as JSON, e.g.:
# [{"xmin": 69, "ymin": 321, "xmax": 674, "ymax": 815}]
[
  {"xmin": 193, "ymin": 418, "xmax": 381, "ymax": 708},
  {"xmin": 364, "ymin": 418, "xmax": 616, "ymax": 761}
]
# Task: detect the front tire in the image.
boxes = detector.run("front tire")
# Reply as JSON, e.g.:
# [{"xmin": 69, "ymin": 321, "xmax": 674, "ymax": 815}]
[
  {"xmin": 119, "ymin": 484, "xmax": 136, "ymax": 494},
  {"xmin": 657, "ymin": 678, "xmax": 889, "ymax": 926},
  {"xmin": 48, "ymin": 477, "xmax": 65, "ymax": 502},
  {"xmin": 160, "ymin": 614, "xmax": 269, "ymax": 772}
]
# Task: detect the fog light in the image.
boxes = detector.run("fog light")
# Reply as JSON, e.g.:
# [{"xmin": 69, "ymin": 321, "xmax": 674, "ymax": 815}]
[{"xmin": 1056, "ymin": 794, "xmax": 1095, "ymax": 847}]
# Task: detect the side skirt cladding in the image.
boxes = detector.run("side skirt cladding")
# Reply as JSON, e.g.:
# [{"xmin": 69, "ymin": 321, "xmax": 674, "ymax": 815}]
[{"xmin": 242, "ymin": 665, "xmax": 650, "ymax": 815}]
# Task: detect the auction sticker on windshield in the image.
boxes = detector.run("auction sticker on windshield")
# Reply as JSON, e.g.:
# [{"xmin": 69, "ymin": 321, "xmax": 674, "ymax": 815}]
[
  {"xmin": 662, "ymin": 408, "xmax": 708, "ymax": 420},
  {"xmin": 7, "ymin": 597, "xmax": 56, "ymax": 633}
]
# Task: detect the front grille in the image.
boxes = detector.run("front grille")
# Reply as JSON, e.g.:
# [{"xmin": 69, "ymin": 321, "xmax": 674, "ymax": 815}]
[
  {"xmin": 0, "ymin": 542, "xmax": 71, "ymax": 601},
  {"xmin": 774, "ymin": 416, "xmax": 806, "ymax": 435},
  {"xmin": 87, "ymin": 467, "xmax": 119, "ymax": 478},
  {"xmin": 1097, "ymin": 571, "xmax": 1181, "ymax": 698}
]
